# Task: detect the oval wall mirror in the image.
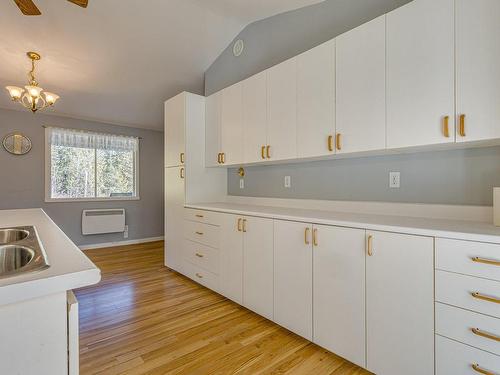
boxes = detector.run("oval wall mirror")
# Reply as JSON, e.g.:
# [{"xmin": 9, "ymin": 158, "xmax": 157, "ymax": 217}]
[{"xmin": 2, "ymin": 133, "xmax": 32, "ymax": 155}]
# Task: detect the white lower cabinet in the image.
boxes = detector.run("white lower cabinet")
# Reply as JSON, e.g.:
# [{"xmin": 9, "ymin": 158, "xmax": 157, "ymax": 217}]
[
  {"xmin": 366, "ymin": 231, "xmax": 434, "ymax": 375},
  {"xmin": 165, "ymin": 166, "xmax": 185, "ymax": 273},
  {"xmin": 219, "ymin": 213, "xmax": 244, "ymax": 304},
  {"xmin": 313, "ymin": 225, "xmax": 366, "ymax": 367},
  {"xmin": 274, "ymin": 220, "xmax": 313, "ymax": 340}
]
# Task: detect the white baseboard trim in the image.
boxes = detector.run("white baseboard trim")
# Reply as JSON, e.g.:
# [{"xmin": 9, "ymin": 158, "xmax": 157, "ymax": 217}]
[{"xmin": 79, "ymin": 236, "xmax": 164, "ymax": 250}]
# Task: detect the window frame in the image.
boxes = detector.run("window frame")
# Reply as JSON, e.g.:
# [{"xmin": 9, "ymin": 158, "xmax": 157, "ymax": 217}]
[{"xmin": 44, "ymin": 127, "xmax": 140, "ymax": 203}]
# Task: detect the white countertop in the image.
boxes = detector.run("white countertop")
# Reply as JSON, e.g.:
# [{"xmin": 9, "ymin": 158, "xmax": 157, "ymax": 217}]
[
  {"xmin": 186, "ymin": 202, "xmax": 500, "ymax": 244},
  {"xmin": 0, "ymin": 209, "xmax": 101, "ymax": 306}
]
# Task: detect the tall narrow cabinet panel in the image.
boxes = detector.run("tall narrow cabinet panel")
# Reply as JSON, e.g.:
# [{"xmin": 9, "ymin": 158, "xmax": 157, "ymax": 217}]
[
  {"xmin": 456, "ymin": 0, "xmax": 500, "ymax": 142},
  {"xmin": 221, "ymin": 82, "xmax": 244, "ymax": 165},
  {"xmin": 336, "ymin": 16, "xmax": 386, "ymax": 154},
  {"xmin": 219, "ymin": 214, "xmax": 244, "ymax": 304},
  {"xmin": 296, "ymin": 40, "xmax": 335, "ymax": 158},
  {"xmin": 243, "ymin": 72, "xmax": 268, "ymax": 164},
  {"xmin": 386, "ymin": 0, "xmax": 455, "ymax": 148},
  {"xmin": 205, "ymin": 92, "xmax": 221, "ymax": 167},
  {"xmin": 165, "ymin": 95, "xmax": 185, "ymax": 167},
  {"xmin": 243, "ymin": 217, "xmax": 274, "ymax": 320},
  {"xmin": 313, "ymin": 225, "xmax": 366, "ymax": 368},
  {"xmin": 366, "ymin": 231, "xmax": 434, "ymax": 375},
  {"xmin": 165, "ymin": 166, "xmax": 185, "ymax": 273},
  {"xmin": 274, "ymin": 220, "xmax": 313, "ymax": 340},
  {"xmin": 267, "ymin": 58, "xmax": 298, "ymax": 161}
]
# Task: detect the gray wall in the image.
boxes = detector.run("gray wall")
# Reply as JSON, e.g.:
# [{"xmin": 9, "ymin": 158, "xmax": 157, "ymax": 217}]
[
  {"xmin": 228, "ymin": 147, "xmax": 500, "ymax": 206},
  {"xmin": 205, "ymin": 0, "xmax": 412, "ymax": 95},
  {"xmin": 0, "ymin": 108, "xmax": 164, "ymax": 246}
]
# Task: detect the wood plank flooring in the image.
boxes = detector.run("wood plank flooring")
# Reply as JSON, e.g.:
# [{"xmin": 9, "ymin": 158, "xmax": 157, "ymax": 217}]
[{"xmin": 75, "ymin": 241, "xmax": 371, "ymax": 375}]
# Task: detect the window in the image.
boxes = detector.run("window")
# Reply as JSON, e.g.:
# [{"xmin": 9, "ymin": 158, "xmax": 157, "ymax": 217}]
[{"xmin": 45, "ymin": 127, "xmax": 139, "ymax": 201}]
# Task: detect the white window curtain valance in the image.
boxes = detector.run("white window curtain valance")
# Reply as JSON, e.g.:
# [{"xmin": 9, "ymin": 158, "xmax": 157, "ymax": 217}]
[{"xmin": 46, "ymin": 127, "xmax": 139, "ymax": 152}]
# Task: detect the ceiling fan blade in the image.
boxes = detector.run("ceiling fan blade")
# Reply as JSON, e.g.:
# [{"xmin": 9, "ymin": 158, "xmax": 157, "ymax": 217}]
[
  {"xmin": 13, "ymin": 0, "xmax": 41, "ymax": 15},
  {"xmin": 67, "ymin": 0, "xmax": 88, "ymax": 8}
]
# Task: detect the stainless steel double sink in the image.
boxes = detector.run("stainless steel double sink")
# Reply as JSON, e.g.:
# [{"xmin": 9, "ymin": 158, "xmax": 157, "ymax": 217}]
[{"xmin": 0, "ymin": 226, "xmax": 50, "ymax": 279}]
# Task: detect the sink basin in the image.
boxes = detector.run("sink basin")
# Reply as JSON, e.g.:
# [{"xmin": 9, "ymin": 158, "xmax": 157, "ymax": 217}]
[
  {"xmin": 0, "ymin": 245, "xmax": 35, "ymax": 273},
  {"xmin": 0, "ymin": 229, "xmax": 29, "ymax": 245},
  {"xmin": 0, "ymin": 226, "xmax": 49, "ymax": 279}
]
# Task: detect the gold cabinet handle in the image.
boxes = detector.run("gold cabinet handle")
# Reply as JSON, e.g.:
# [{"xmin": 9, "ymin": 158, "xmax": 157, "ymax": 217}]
[
  {"xmin": 471, "ymin": 328, "xmax": 500, "ymax": 342},
  {"xmin": 459, "ymin": 114, "xmax": 466, "ymax": 137},
  {"xmin": 195, "ymin": 273, "xmax": 203, "ymax": 279},
  {"xmin": 195, "ymin": 231, "xmax": 203, "ymax": 236},
  {"xmin": 305, "ymin": 227, "xmax": 310, "ymax": 245},
  {"xmin": 443, "ymin": 116, "xmax": 450, "ymax": 138},
  {"xmin": 195, "ymin": 253, "xmax": 204, "ymax": 258},
  {"xmin": 327, "ymin": 135, "xmax": 334, "ymax": 152},
  {"xmin": 367, "ymin": 235, "xmax": 373, "ymax": 256},
  {"xmin": 472, "ymin": 257, "xmax": 500, "ymax": 267},
  {"xmin": 180, "ymin": 152, "xmax": 185, "ymax": 164},
  {"xmin": 221, "ymin": 152, "xmax": 226, "ymax": 164},
  {"xmin": 266, "ymin": 145, "xmax": 271, "ymax": 159},
  {"xmin": 195, "ymin": 214, "xmax": 204, "ymax": 218},
  {"xmin": 242, "ymin": 219, "xmax": 247, "ymax": 233},
  {"xmin": 472, "ymin": 363, "xmax": 496, "ymax": 375},
  {"xmin": 313, "ymin": 228, "xmax": 318, "ymax": 247},
  {"xmin": 472, "ymin": 292, "xmax": 500, "ymax": 305},
  {"xmin": 237, "ymin": 218, "xmax": 242, "ymax": 232},
  {"xmin": 217, "ymin": 153, "xmax": 221, "ymax": 164},
  {"xmin": 336, "ymin": 133, "xmax": 342, "ymax": 151},
  {"xmin": 261, "ymin": 146, "xmax": 266, "ymax": 160},
  {"xmin": 180, "ymin": 167, "xmax": 185, "ymax": 179}
]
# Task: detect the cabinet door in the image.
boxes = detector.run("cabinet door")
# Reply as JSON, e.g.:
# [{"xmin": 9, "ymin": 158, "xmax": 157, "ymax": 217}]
[
  {"xmin": 336, "ymin": 16, "xmax": 386, "ymax": 154},
  {"xmin": 243, "ymin": 217, "xmax": 274, "ymax": 320},
  {"xmin": 386, "ymin": 0, "xmax": 455, "ymax": 148},
  {"xmin": 313, "ymin": 225, "xmax": 366, "ymax": 368},
  {"xmin": 219, "ymin": 214, "xmax": 244, "ymax": 304},
  {"xmin": 205, "ymin": 92, "xmax": 221, "ymax": 167},
  {"xmin": 221, "ymin": 82, "xmax": 244, "ymax": 165},
  {"xmin": 165, "ymin": 166, "xmax": 185, "ymax": 273},
  {"xmin": 165, "ymin": 94, "xmax": 185, "ymax": 167},
  {"xmin": 267, "ymin": 58, "xmax": 297, "ymax": 161},
  {"xmin": 456, "ymin": 0, "xmax": 500, "ymax": 142},
  {"xmin": 366, "ymin": 231, "xmax": 434, "ymax": 375},
  {"xmin": 297, "ymin": 40, "xmax": 335, "ymax": 158},
  {"xmin": 243, "ymin": 72, "xmax": 268, "ymax": 164},
  {"xmin": 274, "ymin": 220, "xmax": 312, "ymax": 340}
]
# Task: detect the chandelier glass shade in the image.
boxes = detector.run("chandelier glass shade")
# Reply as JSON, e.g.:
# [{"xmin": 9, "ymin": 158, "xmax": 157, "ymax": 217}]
[{"xmin": 5, "ymin": 52, "xmax": 60, "ymax": 113}]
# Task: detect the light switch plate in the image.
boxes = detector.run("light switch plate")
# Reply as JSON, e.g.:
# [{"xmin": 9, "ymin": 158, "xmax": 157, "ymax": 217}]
[
  {"xmin": 239, "ymin": 178, "xmax": 244, "ymax": 189},
  {"xmin": 389, "ymin": 172, "xmax": 400, "ymax": 188},
  {"xmin": 284, "ymin": 176, "xmax": 291, "ymax": 188}
]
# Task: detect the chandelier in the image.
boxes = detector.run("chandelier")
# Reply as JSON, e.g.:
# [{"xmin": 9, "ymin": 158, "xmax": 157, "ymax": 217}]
[{"xmin": 5, "ymin": 52, "xmax": 60, "ymax": 113}]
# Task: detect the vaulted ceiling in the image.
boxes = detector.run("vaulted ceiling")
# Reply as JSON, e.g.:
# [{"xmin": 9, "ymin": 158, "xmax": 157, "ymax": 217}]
[{"xmin": 0, "ymin": 0, "xmax": 323, "ymax": 130}]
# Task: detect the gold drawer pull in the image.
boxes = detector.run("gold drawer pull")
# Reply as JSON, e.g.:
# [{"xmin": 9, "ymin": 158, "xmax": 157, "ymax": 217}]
[
  {"xmin": 443, "ymin": 116, "xmax": 450, "ymax": 138},
  {"xmin": 237, "ymin": 218, "xmax": 242, "ymax": 232},
  {"xmin": 471, "ymin": 328, "xmax": 500, "ymax": 342},
  {"xmin": 242, "ymin": 219, "xmax": 247, "ymax": 233},
  {"xmin": 459, "ymin": 114, "xmax": 466, "ymax": 137},
  {"xmin": 472, "ymin": 292, "xmax": 500, "ymax": 304},
  {"xmin": 472, "ymin": 257, "xmax": 500, "ymax": 266},
  {"xmin": 195, "ymin": 253, "xmax": 204, "ymax": 258},
  {"xmin": 367, "ymin": 235, "xmax": 373, "ymax": 256},
  {"xmin": 180, "ymin": 152, "xmax": 185, "ymax": 164},
  {"xmin": 195, "ymin": 214, "xmax": 204, "ymax": 218},
  {"xmin": 261, "ymin": 146, "xmax": 266, "ymax": 160},
  {"xmin": 305, "ymin": 227, "xmax": 310, "ymax": 245},
  {"xmin": 195, "ymin": 273, "xmax": 203, "ymax": 279},
  {"xmin": 336, "ymin": 133, "xmax": 342, "ymax": 151},
  {"xmin": 313, "ymin": 228, "xmax": 318, "ymax": 247},
  {"xmin": 195, "ymin": 231, "xmax": 203, "ymax": 236},
  {"xmin": 180, "ymin": 167, "xmax": 185, "ymax": 179},
  {"xmin": 266, "ymin": 145, "xmax": 271, "ymax": 159},
  {"xmin": 472, "ymin": 363, "xmax": 496, "ymax": 375},
  {"xmin": 327, "ymin": 135, "xmax": 334, "ymax": 152}
]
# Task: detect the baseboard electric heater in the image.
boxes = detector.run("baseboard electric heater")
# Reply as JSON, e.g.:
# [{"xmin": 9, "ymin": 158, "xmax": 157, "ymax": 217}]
[{"xmin": 82, "ymin": 209, "xmax": 126, "ymax": 235}]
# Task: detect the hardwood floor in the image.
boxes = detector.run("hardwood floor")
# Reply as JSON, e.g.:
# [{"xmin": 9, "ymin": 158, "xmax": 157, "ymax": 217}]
[{"xmin": 75, "ymin": 241, "xmax": 371, "ymax": 375}]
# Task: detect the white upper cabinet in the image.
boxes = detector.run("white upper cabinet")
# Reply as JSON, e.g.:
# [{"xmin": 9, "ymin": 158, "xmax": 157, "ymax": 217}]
[
  {"xmin": 297, "ymin": 40, "xmax": 336, "ymax": 158},
  {"xmin": 456, "ymin": 0, "xmax": 500, "ymax": 142},
  {"xmin": 243, "ymin": 72, "xmax": 268, "ymax": 164},
  {"xmin": 205, "ymin": 92, "xmax": 221, "ymax": 167},
  {"xmin": 336, "ymin": 16, "xmax": 386, "ymax": 154},
  {"xmin": 220, "ymin": 82, "xmax": 244, "ymax": 165},
  {"xmin": 165, "ymin": 94, "xmax": 185, "ymax": 167},
  {"xmin": 386, "ymin": 0, "xmax": 455, "ymax": 148},
  {"xmin": 267, "ymin": 58, "xmax": 298, "ymax": 161}
]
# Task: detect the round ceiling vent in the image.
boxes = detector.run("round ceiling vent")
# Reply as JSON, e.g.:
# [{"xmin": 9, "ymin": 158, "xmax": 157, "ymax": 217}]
[{"xmin": 233, "ymin": 39, "xmax": 244, "ymax": 57}]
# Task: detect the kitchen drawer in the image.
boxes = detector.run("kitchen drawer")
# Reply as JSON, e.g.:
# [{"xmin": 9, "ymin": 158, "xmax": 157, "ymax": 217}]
[
  {"xmin": 183, "ymin": 262, "xmax": 219, "ymax": 292},
  {"xmin": 436, "ymin": 335, "xmax": 500, "ymax": 375},
  {"xmin": 436, "ymin": 302, "xmax": 500, "ymax": 356},
  {"xmin": 184, "ymin": 208, "xmax": 220, "ymax": 226},
  {"xmin": 436, "ymin": 238, "xmax": 500, "ymax": 281},
  {"xmin": 436, "ymin": 270, "xmax": 500, "ymax": 318},
  {"xmin": 183, "ymin": 239, "xmax": 219, "ymax": 274},
  {"xmin": 183, "ymin": 220, "xmax": 220, "ymax": 249}
]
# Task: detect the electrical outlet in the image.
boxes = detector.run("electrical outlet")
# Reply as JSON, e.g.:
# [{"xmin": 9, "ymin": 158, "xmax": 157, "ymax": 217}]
[
  {"xmin": 284, "ymin": 176, "xmax": 291, "ymax": 188},
  {"xmin": 124, "ymin": 225, "xmax": 129, "ymax": 239},
  {"xmin": 239, "ymin": 178, "xmax": 244, "ymax": 189},
  {"xmin": 389, "ymin": 172, "xmax": 400, "ymax": 188}
]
